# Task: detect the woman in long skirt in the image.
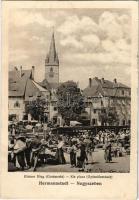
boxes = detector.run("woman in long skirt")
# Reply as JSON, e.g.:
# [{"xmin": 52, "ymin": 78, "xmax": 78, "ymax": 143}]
[
  {"xmin": 104, "ymin": 142, "xmax": 112, "ymax": 163},
  {"xmin": 69, "ymin": 141, "xmax": 77, "ymax": 167},
  {"xmin": 77, "ymin": 143, "xmax": 88, "ymax": 171},
  {"xmin": 55, "ymin": 137, "xmax": 66, "ymax": 164}
]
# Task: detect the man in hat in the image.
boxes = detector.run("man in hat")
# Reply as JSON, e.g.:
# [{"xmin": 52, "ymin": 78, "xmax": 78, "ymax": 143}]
[
  {"xmin": 24, "ymin": 137, "xmax": 32, "ymax": 168},
  {"xmin": 14, "ymin": 134, "xmax": 26, "ymax": 171},
  {"xmin": 84, "ymin": 135, "xmax": 94, "ymax": 164},
  {"xmin": 77, "ymin": 137, "xmax": 88, "ymax": 171}
]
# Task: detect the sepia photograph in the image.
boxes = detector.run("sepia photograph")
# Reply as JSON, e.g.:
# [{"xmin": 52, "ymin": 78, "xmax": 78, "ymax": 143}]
[
  {"xmin": 1, "ymin": 1, "xmax": 138, "ymax": 199},
  {"xmin": 8, "ymin": 7, "xmax": 131, "ymax": 173}
]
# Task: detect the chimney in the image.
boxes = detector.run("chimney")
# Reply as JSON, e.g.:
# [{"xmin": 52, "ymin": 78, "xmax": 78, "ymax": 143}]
[
  {"xmin": 101, "ymin": 77, "xmax": 105, "ymax": 84},
  {"xmin": 32, "ymin": 66, "xmax": 35, "ymax": 80},
  {"xmin": 20, "ymin": 66, "xmax": 22, "ymax": 77},
  {"xmin": 114, "ymin": 78, "xmax": 117, "ymax": 83},
  {"xmin": 89, "ymin": 78, "xmax": 92, "ymax": 88}
]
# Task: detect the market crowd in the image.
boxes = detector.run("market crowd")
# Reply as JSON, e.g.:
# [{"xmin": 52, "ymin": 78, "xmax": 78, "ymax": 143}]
[{"xmin": 8, "ymin": 127, "xmax": 130, "ymax": 172}]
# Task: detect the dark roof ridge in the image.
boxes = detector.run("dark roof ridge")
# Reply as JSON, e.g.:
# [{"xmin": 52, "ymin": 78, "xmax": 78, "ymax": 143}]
[{"xmin": 24, "ymin": 78, "xmax": 29, "ymax": 98}]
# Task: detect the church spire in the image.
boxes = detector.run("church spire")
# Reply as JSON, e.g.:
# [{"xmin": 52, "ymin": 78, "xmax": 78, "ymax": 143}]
[
  {"xmin": 45, "ymin": 29, "xmax": 59, "ymax": 85},
  {"xmin": 46, "ymin": 30, "xmax": 59, "ymax": 66}
]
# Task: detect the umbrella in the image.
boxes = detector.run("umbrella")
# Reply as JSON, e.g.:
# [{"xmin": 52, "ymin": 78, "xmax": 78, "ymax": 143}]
[
  {"xmin": 70, "ymin": 121, "xmax": 82, "ymax": 127},
  {"xmin": 35, "ymin": 123, "xmax": 42, "ymax": 127}
]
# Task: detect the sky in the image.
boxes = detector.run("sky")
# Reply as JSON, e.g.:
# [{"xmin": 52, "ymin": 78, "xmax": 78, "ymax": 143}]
[{"xmin": 8, "ymin": 8, "xmax": 131, "ymax": 89}]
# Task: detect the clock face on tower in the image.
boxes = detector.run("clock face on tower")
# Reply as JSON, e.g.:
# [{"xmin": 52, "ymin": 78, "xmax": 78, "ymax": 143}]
[{"xmin": 49, "ymin": 67, "xmax": 54, "ymax": 78}]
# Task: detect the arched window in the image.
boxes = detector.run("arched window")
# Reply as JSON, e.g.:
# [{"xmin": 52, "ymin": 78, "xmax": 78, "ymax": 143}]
[
  {"xmin": 14, "ymin": 101, "xmax": 20, "ymax": 108},
  {"xmin": 49, "ymin": 67, "xmax": 54, "ymax": 77}
]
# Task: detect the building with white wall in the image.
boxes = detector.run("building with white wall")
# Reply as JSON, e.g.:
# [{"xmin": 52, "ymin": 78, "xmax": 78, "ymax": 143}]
[
  {"xmin": 9, "ymin": 66, "xmax": 50, "ymax": 121},
  {"xmin": 83, "ymin": 77, "xmax": 131, "ymax": 126}
]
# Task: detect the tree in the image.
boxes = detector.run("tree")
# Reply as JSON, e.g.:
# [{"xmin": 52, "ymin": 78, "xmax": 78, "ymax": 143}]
[
  {"xmin": 57, "ymin": 81, "xmax": 85, "ymax": 123},
  {"xmin": 25, "ymin": 97, "xmax": 48, "ymax": 122},
  {"xmin": 106, "ymin": 107, "xmax": 119, "ymax": 126},
  {"xmin": 99, "ymin": 107, "xmax": 119, "ymax": 126}
]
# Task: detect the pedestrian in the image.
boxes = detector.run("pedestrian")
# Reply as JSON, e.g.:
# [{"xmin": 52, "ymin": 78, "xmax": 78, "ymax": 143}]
[
  {"xmin": 11, "ymin": 124, "xmax": 16, "ymax": 136},
  {"xmin": 104, "ymin": 142, "xmax": 112, "ymax": 163},
  {"xmin": 69, "ymin": 141, "xmax": 77, "ymax": 167},
  {"xmin": 84, "ymin": 136, "xmax": 91, "ymax": 163},
  {"xmin": 8, "ymin": 136, "xmax": 16, "ymax": 164},
  {"xmin": 24, "ymin": 137, "xmax": 32, "ymax": 168},
  {"xmin": 112, "ymin": 142, "xmax": 118, "ymax": 157},
  {"xmin": 77, "ymin": 140, "xmax": 88, "ymax": 171},
  {"xmin": 55, "ymin": 137, "xmax": 66, "ymax": 164},
  {"xmin": 88, "ymin": 138, "xmax": 95, "ymax": 164},
  {"xmin": 14, "ymin": 135, "xmax": 26, "ymax": 171}
]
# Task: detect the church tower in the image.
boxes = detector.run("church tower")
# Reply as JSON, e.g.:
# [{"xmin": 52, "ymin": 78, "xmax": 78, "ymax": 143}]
[{"xmin": 45, "ymin": 31, "xmax": 59, "ymax": 85}]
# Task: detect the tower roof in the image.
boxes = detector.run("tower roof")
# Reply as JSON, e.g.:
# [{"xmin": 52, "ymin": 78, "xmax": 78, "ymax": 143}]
[{"xmin": 46, "ymin": 31, "xmax": 59, "ymax": 66}]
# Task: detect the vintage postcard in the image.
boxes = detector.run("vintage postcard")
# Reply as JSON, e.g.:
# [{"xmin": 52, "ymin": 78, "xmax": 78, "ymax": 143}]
[{"xmin": 0, "ymin": 1, "xmax": 138, "ymax": 199}]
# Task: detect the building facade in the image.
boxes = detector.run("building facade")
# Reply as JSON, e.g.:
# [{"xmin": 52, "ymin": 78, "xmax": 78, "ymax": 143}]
[
  {"xmin": 9, "ymin": 31, "xmax": 130, "ymax": 126},
  {"xmin": 9, "ymin": 66, "xmax": 50, "ymax": 121},
  {"xmin": 83, "ymin": 77, "xmax": 131, "ymax": 126},
  {"xmin": 9, "ymin": 31, "xmax": 61, "ymax": 123}
]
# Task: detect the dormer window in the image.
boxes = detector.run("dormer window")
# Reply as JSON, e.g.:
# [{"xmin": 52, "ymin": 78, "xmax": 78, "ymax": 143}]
[
  {"xmin": 49, "ymin": 67, "xmax": 54, "ymax": 77},
  {"xmin": 14, "ymin": 101, "xmax": 20, "ymax": 108}
]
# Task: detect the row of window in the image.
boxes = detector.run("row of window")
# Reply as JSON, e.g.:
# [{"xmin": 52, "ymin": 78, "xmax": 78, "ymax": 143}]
[
  {"xmin": 121, "ymin": 90, "xmax": 131, "ymax": 96},
  {"xmin": 85, "ymin": 101, "xmax": 103, "ymax": 107},
  {"xmin": 12, "ymin": 101, "xmax": 58, "ymax": 111}
]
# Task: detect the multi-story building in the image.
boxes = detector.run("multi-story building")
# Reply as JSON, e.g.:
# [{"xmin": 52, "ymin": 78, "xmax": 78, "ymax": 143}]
[
  {"xmin": 9, "ymin": 30, "xmax": 130, "ymax": 127},
  {"xmin": 83, "ymin": 77, "xmax": 131, "ymax": 126},
  {"xmin": 9, "ymin": 31, "xmax": 61, "ymax": 123},
  {"xmin": 9, "ymin": 66, "xmax": 50, "ymax": 121}
]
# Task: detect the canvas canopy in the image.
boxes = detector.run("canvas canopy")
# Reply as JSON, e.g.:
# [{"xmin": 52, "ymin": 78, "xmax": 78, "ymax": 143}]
[{"xmin": 70, "ymin": 121, "xmax": 82, "ymax": 127}]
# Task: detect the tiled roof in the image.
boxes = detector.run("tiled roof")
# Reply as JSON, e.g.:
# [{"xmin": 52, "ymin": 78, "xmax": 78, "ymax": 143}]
[
  {"xmin": 39, "ymin": 79, "xmax": 51, "ymax": 90},
  {"xmin": 32, "ymin": 80, "xmax": 48, "ymax": 92},
  {"xmin": 40, "ymin": 79, "xmax": 61, "ymax": 90},
  {"xmin": 9, "ymin": 69, "xmax": 49, "ymax": 100},
  {"xmin": 115, "ymin": 82, "xmax": 130, "ymax": 88},
  {"xmin": 83, "ymin": 77, "xmax": 130, "ymax": 97},
  {"xmin": 25, "ymin": 79, "xmax": 48, "ymax": 101},
  {"xmin": 96, "ymin": 78, "xmax": 130, "ymax": 89},
  {"xmin": 9, "ymin": 69, "xmax": 32, "ymax": 97},
  {"xmin": 83, "ymin": 85, "xmax": 104, "ymax": 97}
]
